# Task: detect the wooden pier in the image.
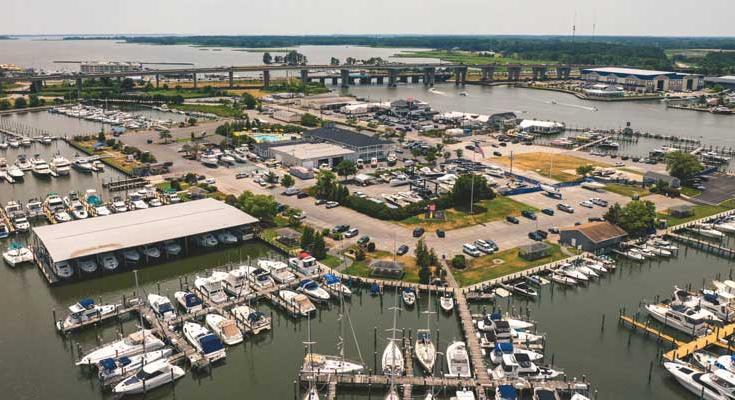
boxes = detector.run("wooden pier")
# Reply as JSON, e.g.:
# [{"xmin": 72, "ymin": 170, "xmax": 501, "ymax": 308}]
[
  {"xmin": 666, "ymin": 233, "xmax": 735, "ymax": 260},
  {"xmin": 102, "ymin": 176, "xmax": 148, "ymax": 192},
  {"xmin": 0, "ymin": 207, "xmax": 17, "ymax": 234},
  {"xmin": 55, "ymin": 301, "xmax": 140, "ymax": 333}
]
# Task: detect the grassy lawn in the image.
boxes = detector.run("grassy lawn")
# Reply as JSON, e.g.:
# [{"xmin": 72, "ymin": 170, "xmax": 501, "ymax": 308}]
[
  {"xmin": 495, "ymin": 152, "xmax": 608, "ymax": 183},
  {"xmin": 603, "ymin": 183, "xmax": 650, "ymax": 198},
  {"xmin": 69, "ymin": 140, "xmax": 140, "ymax": 174},
  {"xmin": 168, "ymin": 103, "xmax": 240, "ymax": 117},
  {"xmin": 658, "ymin": 199, "xmax": 735, "ymax": 226},
  {"xmin": 392, "ymin": 50, "xmax": 552, "ymax": 66},
  {"xmin": 453, "ymin": 242, "xmax": 574, "ymax": 287},
  {"xmin": 400, "ymin": 196, "xmax": 537, "ymax": 231},
  {"xmin": 680, "ymin": 187, "xmax": 703, "ymax": 197},
  {"xmin": 343, "ymin": 250, "xmax": 421, "ymax": 283}
]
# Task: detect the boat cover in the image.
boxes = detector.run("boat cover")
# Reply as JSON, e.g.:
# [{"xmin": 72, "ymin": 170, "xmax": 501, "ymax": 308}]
[
  {"xmin": 300, "ymin": 280, "xmax": 318, "ymax": 290},
  {"xmin": 403, "ymin": 287, "xmax": 415, "ymax": 293},
  {"xmin": 79, "ymin": 298, "xmax": 95, "ymax": 309},
  {"xmin": 417, "ymin": 331, "xmax": 431, "ymax": 341},
  {"xmin": 184, "ymin": 293, "xmax": 202, "ymax": 308},
  {"xmin": 158, "ymin": 302, "xmax": 174, "ymax": 314},
  {"xmin": 490, "ymin": 312, "xmax": 502, "ymax": 320},
  {"xmin": 99, "ymin": 358, "xmax": 117, "ymax": 371},
  {"xmin": 370, "ymin": 283, "xmax": 381, "ymax": 294},
  {"xmin": 497, "ymin": 385, "xmax": 517, "ymax": 399},
  {"xmin": 495, "ymin": 342, "xmax": 513, "ymax": 352},
  {"xmin": 199, "ymin": 334, "xmax": 224, "ymax": 354},
  {"xmin": 248, "ymin": 312, "xmax": 265, "ymax": 323},
  {"xmin": 324, "ymin": 274, "xmax": 340, "ymax": 285}
]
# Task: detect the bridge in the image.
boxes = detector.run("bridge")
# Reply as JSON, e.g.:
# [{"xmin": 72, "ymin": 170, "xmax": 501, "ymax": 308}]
[{"xmin": 1, "ymin": 62, "xmax": 588, "ymax": 95}]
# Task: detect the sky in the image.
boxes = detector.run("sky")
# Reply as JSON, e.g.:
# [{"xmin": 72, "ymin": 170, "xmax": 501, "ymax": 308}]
[{"xmin": 4, "ymin": 0, "xmax": 735, "ymax": 37}]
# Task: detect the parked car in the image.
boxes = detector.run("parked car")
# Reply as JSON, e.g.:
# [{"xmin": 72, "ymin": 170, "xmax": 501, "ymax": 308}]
[
  {"xmin": 344, "ymin": 228, "xmax": 359, "ymax": 238},
  {"xmin": 413, "ymin": 227, "xmax": 425, "ymax": 237},
  {"xmin": 588, "ymin": 216, "xmax": 604, "ymax": 222},
  {"xmin": 282, "ymin": 187, "xmax": 299, "ymax": 196},
  {"xmin": 332, "ymin": 224, "xmax": 350, "ymax": 233},
  {"xmin": 557, "ymin": 203, "xmax": 574, "ymax": 213},
  {"xmin": 296, "ymin": 191, "xmax": 309, "ymax": 199},
  {"xmin": 548, "ymin": 227, "xmax": 560, "ymax": 234},
  {"xmin": 397, "ymin": 245, "xmax": 409, "ymax": 256},
  {"xmin": 506, "ymin": 216, "xmax": 520, "ymax": 224},
  {"xmin": 521, "ymin": 210, "xmax": 537, "ymax": 220},
  {"xmin": 528, "ymin": 231, "xmax": 543, "ymax": 241},
  {"xmin": 482, "ymin": 239, "xmax": 499, "ymax": 252},
  {"xmin": 590, "ymin": 198, "xmax": 608, "ymax": 207},
  {"xmin": 436, "ymin": 229, "xmax": 445, "ymax": 238},
  {"xmin": 579, "ymin": 200, "xmax": 594, "ymax": 208},
  {"xmin": 463, "ymin": 243, "xmax": 482, "ymax": 257},
  {"xmin": 475, "ymin": 240, "xmax": 494, "ymax": 254},
  {"xmin": 535, "ymin": 230, "xmax": 548, "ymax": 239},
  {"xmin": 315, "ymin": 199, "xmax": 327, "ymax": 206},
  {"xmin": 325, "ymin": 201, "xmax": 340, "ymax": 209},
  {"xmin": 541, "ymin": 208, "xmax": 555, "ymax": 216},
  {"xmin": 357, "ymin": 235, "xmax": 370, "ymax": 245}
]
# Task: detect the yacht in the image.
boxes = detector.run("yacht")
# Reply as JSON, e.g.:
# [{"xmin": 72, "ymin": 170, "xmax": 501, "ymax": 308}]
[
  {"xmin": 216, "ymin": 230, "xmax": 238, "ymax": 245},
  {"xmin": 112, "ymin": 360, "xmax": 185, "ymax": 395},
  {"xmin": 8, "ymin": 139, "xmax": 20, "ymax": 148},
  {"xmin": 0, "ymin": 141, "xmax": 7, "ymax": 150},
  {"xmin": 200, "ymin": 153, "xmax": 219, "ymax": 167},
  {"xmin": 440, "ymin": 294, "xmax": 454, "ymax": 312},
  {"xmin": 30, "ymin": 156, "xmax": 52, "ymax": 177},
  {"xmin": 77, "ymin": 330, "xmax": 164, "ymax": 365},
  {"xmin": 491, "ymin": 353, "xmax": 563, "ymax": 381},
  {"xmin": 183, "ymin": 321, "xmax": 227, "ymax": 362},
  {"xmin": 231, "ymin": 305, "xmax": 271, "ymax": 335},
  {"xmin": 645, "ymin": 303, "xmax": 711, "ymax": 336},
  {"xmin": 5, "ymin": 200, "xmax": 22, "ymax": 216},
  {"xmin": 509, "ymin": 282, "xmax": 538, "ymax": 298},
  {"xmin": 50, "ymin": 153, "xmax": 71, "ymax": 176},
  {"xmin": 322, "ymin": 273, "xmax": 352, "ymax": 297},
  {"xmin": 77, "ymin": 258, "xmax": 98, "ymax": 273},
  {"xmin": 243, "ymin": 266, "xmax": 276, "ymax": 290},
  {"xmin": 446, "ymin": 341, "xmax": 472, "ymax": 378},
  {"xmin": 25, "ymin": 199, "xmax": 43, "ymax": 218},
  {"xmin": 0, "ymin": 223, "xmax": 7, "ymax": 240},
  {"xmin": 163, "ymin": 240, "xmax": 182, "ymax": 256},
  {"xmin": 301, "ymin": 353, "xmax": 365, "ymax": 375},
  {"xmin": 7, "ymin": 165, "xmax": 24, "ymax": 179},
  {"xmin": 690, "ymin": 224, "xmax": 725, "ymax": 239},
  {"xmin": 382, "ymin": 338, "xmax": 404, "ymax": 376},
  {"xmin": 111, "ymin": 197, "xmax": 128, "ymax": 213},
  {"xmin": 213, "ymin": 268, "xmax": 249, "ymax": 297},
  {"xmin": 72, "ymin": 156, "xmax": 94, "ymax": 173},
  {"xmin": 11, "ymin": 214, "xmax": 30, "ymax": 232},
  {"xmin": 549, "ymin": 272, "xmax": 577, "ymax": 286},
  {"xmin": 289, "ymin": 254, "xmax": 319, "ymax": 275},
  {"xmin": 98, "ymin": 348, "xmax": 173, "ymax": 384},
  {"xmin": 415, "ymin": 329, "xmax": 436, "ymax": 374},
  {"xmin": 196, "ymin": 233, "xmax": 219, "ymax": 248},
  {"xmin": 129, "ymin": 193, "xmax": 148, "ymax": 210},
  {"xmin": 15, "ymin": 155, "xmax": 32, "ymax": 171},
  {"xmin": 64, "ymin": 192, "xmax": 88, "ymax": 219},
  {"xmin": 147, "ymin": 294, "xmax": 177, "ymax": 321},
  {"xmin": 205, "ymin": 313, "xmax": 244, "ymax": 345},
  {"xmin": 558, "ymin": 263, "xmax": 589, "ymax": 282},
  {"xmin": 174, "ymin": 291, "xmax": 204, "ymax": 314},
  {"xmin": 259, "ymin": 260, "xmax": 297, "ymax": 284},
  {"xmin": 692, "ymin": 352, "xmax": 735, "ymax": 374},
  {"xmin": 97, "ymin": 252, "xmax": 119, "ymax": 271},
  {"xmin": 21, "ymin": 137, "xmax": 32, "ymax": 147},
  {"xmin": 664, "ymin": 361, "xmax": 735, "ymax": 400},
  {"xmin": 298, "ymin": 279, "xmax": 330, "ymax": 302},
  {"xmin": 673, "ymin": 286, "xmax": 735, "ymax": 322},
  {"xmin": 2, "ymin": 243, "xmax": 34, "ymax": 267},
  {"xmin": 194, "ymin": 275, "xmax": 229, "ymax": 304},
  {"xmin": 279, "ymin": 290, "xmax": 316, "ymax": 316},
  {"xmin": 489, "ymin": 342, "xmax": 543, "ymax": 365},
  {"xmin": 402, "ymin": 288, "xmax": 417, "ymax": 306},
  {"xmin": 56, "ymin": 298, "xmax": 120, "ymax": 331}
]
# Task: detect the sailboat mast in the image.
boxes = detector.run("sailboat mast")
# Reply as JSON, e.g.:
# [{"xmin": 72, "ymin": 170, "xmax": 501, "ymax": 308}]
[{"xmin": 134, "ymin": 270, "xmax": 146, "ymax": 353}]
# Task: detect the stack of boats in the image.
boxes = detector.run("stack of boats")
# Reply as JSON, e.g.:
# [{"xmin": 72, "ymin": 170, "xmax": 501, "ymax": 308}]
[
  {"xmin": 619, "ymin": 238, "xmax": 678, "ymax": 261},
  {"xmin": 50, "ymin": 104, "xmax": 174, "ymax": 130},
  {"xmin": 544, "ymin": 257, "xmax": 616, "ymax": 287}
]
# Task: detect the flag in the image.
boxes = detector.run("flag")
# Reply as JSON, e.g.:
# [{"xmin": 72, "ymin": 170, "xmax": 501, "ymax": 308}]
[{"xmin": 473, "ymin": 141, "xmax": 485, "ymax": 158}]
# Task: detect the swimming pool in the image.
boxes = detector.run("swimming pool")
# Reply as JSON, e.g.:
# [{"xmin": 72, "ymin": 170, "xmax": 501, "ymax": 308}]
[{"xmin": 251, "ymin": 133, "xmax": 300, "ymax": 143}]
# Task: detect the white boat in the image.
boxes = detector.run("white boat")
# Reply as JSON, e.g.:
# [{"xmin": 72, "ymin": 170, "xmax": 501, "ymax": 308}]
[
  {"xmin": 25, "ymin": 199, "xmax": 43, "ymax": 218},
  {"xmin": 693, "ymin": 352, "xmax": 735, "ymax": 374},
  {"xmin": 491, "ymin": 353, "xmax": 563, "ymax": 381},
  {"xmin": 664, "ymin": 361, "xmax": 735, "ymax": 400},
  {"xmin": 200, "ymin": 153, "xmax": 219, "ymax": 167},
  {"xmin": 77, "ymin": 258, "xmax": 98, "ymax": 273},
  {"xmin": 673, "ymin": 287, "xmax": 735, "ymax": 323},
  {"xmin": 142, "ymin": 246, "xmax": 161, "ymax": 259},
  {"xmin": 415, "ymin": 329, "xmax": 436, "ymax": 374},
  {"xmin": 298, "ymin": 279, "xmax": 330, "ymax": 302},
  {"xmin": 194, "ymin": 275, "xmax": 229, "ymax": 304},
  {"xmin": 97, "ymin": 252, "xmax": 119, "ymax": 271},
  {"xmin": 402, "ymin": 288, "xmax": 417, "ymax": 306},
  {"xmin": 214, "ymin": 268, "xmax": 250, "ymax": 297},
  {"xmin": 183, "ymin": 321, "xmax": 227, "ymax": 362},
  {"xmin": 569, "ymin": 394, "xmax": 590, "ymax": 400},
  {"xmin": 54, "ymin": 260, "xmax": 74, "ymax": 279},
  {"xmin": 301, "ymin": 353, "xmax": 365, "ymax": 375},
  {"xmin": 303, "ymin": 385, "xmax": 320, "ymax": 400},
  {"xmin": 7, "ymin": 139, "xmax": 19, "ymax": 148},
  {"xmin": 508, "ymin": 282, "xmax": 539, "ymax": 298},
  {"xmin": 690, "ymin": 224, "xmax": 725, "ymax": 239},
  {"xmin": 205, "ymin": 313, "xmax": 243, "ymax": 345},
  {"xmin": 112, "ymin": 359, "xmax": 185, "ymax": 395},
  {"xmin": 558, "ymin": 264, "xmax": 589, "ymax": 282},
  {"xmin": 533, "ymin": 388, "xmax": 560, "ymax": 400},
  {"xmin": 149, "ymin": 198, "xmax": 163, "ymax": 207},
  {"xmin": 279, "ymin": 290, "xmax": 316, "ymax": 316},
  {"xmin": 489, "ymin": 342, "xmax": 543, "ymax": 365},
  {"xmin": 446, "ymin": 341, "xmax": 472, "ymax": 378},
  {"xmin": 148, "ymin": 294, "xmax": 177, "ymax": 321},
  {"xmin": 259, "ymin": 260, "xmax": 296, "ymax": 284},
  {"xmin": 15, "ymin": 155, "xmax": 32, "ymax": 170},
  {"xmin": 50, "ymin": 153, "xmax": 71, "ymax": 176},
  {"xmin": 625, "ymin": 249, "xmax": 646, "ymax": 261},
  {"xmin": 440, "ymin": 294, "xmax": 454, "ymax": 312},
  {"xmin": 174, "ymin": 291, "xmax": 203, "ymax": 314},
  {"xmin": 645, "ymin": 303, "xmax": 711, "ymax": 336},
  {"xmin": 232, "ymin": 305, "xmax": 271, "ymax": 335},
  {"xmin": 31, "ymin": 156, "xmax": 52, "ymax": 177},
  {"xmin": 7, "ymin": 165, "xmax": 24, "ymax": 179},
  {"xmin": 122, "ymin": 249, "xmax": 141, "ymax": 264},
  {"xmin": 583, "ymin": 261, "xmax": 608, "ymax": 274},
  {"xmin": 574, "ymin": 264, "xmax": 599, "ymax": 279},
  {"xmin": 385, "ymin": 387, "xmax": 401, "ymax": 400},
  {"xmin": 73, "ymin": 157, "xmax": 94, "ymax": 173},
  {"xmin": 322, "ymin": 273, "xmax": 352, "ymax": 297},
  {"xmin": 163, "ymin": 240, "xmax": 182, "ymax": 256},
  {"xmin": 11, "ymin": 212, "xmax": 30, "ymax": 232},
  {"xmin": 111, "ymin": 199, "xmax": 128, "ymax": 213},
  {"xmin": 242, "ymin": 265, "xmax": 276, "ymax": 290},
  {"xmin": 714, "ymin": 223, "xmax": 735, "ymax": 234},
  {"xmin": 98, "ymin": 348, "xmax": 173, "ymax": 383},
  {"xmin": 77, "ymin": 330, "xmax": 164, "ymax": 366},
  {"xmin": 382, "ymin": 339, "xmax": 404, "ymax": 376},
  {"xmin": 196, "ymin": 233, "xmax": 218, "ymax": 248},
  {"xmin": 289, "ymin": 254, "xmax": 319, "ymax": 276},
  {"xmin": 652, "ymin": 238, "xmax": 678, "ymax": 252},
  {"xmin": 3, "ymin": 243, "xmax": 34, "ymax": 266},
  {"xmin": 216, "ymin": 230, "xmax": 238, "ymax": 245},
  {"xmin": 549, "ymin": 273, "xmax": 577, "ymax": 286},
  {"xmin": 57, "ymin": 298, "xmax": 120, "ymax": 331}
]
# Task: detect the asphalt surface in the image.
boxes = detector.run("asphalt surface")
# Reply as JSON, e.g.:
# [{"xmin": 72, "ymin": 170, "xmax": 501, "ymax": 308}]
[{"xmin": 694, "ymin": 174, "xmax": 735, "ymax": 205}]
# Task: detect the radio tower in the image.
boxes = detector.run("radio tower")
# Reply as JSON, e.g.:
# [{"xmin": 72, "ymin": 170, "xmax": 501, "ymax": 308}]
[{"xmin": 572, "ymin": 12, "xmax": 577, "ymax": 42}]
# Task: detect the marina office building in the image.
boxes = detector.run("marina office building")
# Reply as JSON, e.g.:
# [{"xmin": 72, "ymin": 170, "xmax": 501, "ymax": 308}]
[
  {"xmin": 32, "ymin": 199, "xmax": 258, "ymax": 284},
  {"xmin": 581, "ymin": 67, "xmax": 703, "ymax": 92},
  {"xmin": 270, "ymin": 142, "xmax": 356, "ymax": 168},
  {"xmin": 303, "ymin": 125, "xmax": 394, "ymax": 161}
]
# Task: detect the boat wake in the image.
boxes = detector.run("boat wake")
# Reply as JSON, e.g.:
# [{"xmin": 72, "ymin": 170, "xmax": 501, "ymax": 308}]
[
  {"xmin": 550, "ymin": 101, "xmax": 598, "ymax": 112},
  {"xmin": 428, "ymin": 88, "xmax": 447, "ymax": 96}
]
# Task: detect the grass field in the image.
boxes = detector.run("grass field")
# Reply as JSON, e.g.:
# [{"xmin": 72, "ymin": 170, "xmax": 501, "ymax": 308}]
[
  {"xmin": 400, "ymin": 196, "xmax": 537, "ymax": 231},
  {"xmin": 495, "ymin": 152, "xmax": 608, "ymax": 182},
  {"xmin": 603, "ymin": 183, "xmax": 650, "ymax": 198},
  {"xmin": 658, "ymin": 199, "xmax": 735, "ymax": 227},
  {"xmin": 343, "ymin": 250, "xmax": 421, "ymax": 283},
  {"xmin": 392, "ymin": 50, "xmax": 552, "ymax": 66},
  {"xmin": 168, "ymin": 103, "xmax": 241, "ymax": 117},
  {"xmin": 452, "ymin": 242, "xmax": 573, "ymax": 287},
  {"xmin": 680, "ymin": 187, "xmax": 703, "ymax": 197}
]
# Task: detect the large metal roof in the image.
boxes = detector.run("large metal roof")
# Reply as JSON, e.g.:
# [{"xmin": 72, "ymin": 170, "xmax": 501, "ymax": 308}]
[{"xmin": 33, "ymin": 198, "xmax": 258, "ymax": 262}]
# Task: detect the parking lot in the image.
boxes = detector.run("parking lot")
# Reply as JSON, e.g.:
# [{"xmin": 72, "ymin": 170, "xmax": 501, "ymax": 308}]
[{"xmin": 693, "ymin": 173, "xmax": 735, "ymax": 205}]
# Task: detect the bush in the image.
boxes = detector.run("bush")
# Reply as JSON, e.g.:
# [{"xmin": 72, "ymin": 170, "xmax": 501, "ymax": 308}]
[
  {"xmin": 366, "ymin": 242, "xmax": 376, "ymax": 252},
  {"xmin": 354, "ymin": 247, "xmax": 366, "ymax": 261},
  {"xmin": 451, "ymin": 255, "xmax": 467, "ymax": 269}
]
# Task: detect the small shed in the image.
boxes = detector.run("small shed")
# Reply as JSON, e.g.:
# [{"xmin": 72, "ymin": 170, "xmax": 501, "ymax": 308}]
[
  {"xmin": 276, "ymin": 228, "xmax": 301, "ymax": 247},
  {"xmin": 669, "ymin": 205, "xmax": 694, "ymax": 218},
  {"xmin": 354, "ymin": 174, "xmax": 373, "ymax": 186},
  {"xmin": 559, "ymin": 221, "xmax": 628, "ymax": 252},
  {"xmin": 519, "ymin": 242, "xmax": 551, "ymax": 261},
  {"xmin": 369, "ymin": 260, "xmax": 405, "ymax": 278},
  {"xmin": 643, "ymin": 171, "xmax": 681, "ymax": 189}
]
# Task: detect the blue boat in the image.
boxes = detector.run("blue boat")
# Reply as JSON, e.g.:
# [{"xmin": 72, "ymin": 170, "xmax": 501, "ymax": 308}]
[
  {"xmin": 370, "ymin": 283, "xmax": 382, "ymax": 296},
  {"xmin": 496, "ymin": 384, "xmax": 518, "ymax": 400}
]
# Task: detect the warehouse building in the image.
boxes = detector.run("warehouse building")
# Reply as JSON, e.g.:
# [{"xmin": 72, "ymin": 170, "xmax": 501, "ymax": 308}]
[
  {"xmin": 705, "ymin": 76, "xmax": 735, "ymax": 90},
  {"xmin": 80, "ymin": 61, "xmax": 142, "ymax": 74},
  {"xmin": 581, "ymin": 67, "xmax": 703, "ymax": 93},
  {"xmin": 559, "ymin": 221, "xmax": 628, "ymax": 252},
  {"xmin": 270, "ymin": 142, "xmax": 356, "ymax": 168},
  {"xmin": 304, "ymin": 125, "xmax": 394, "ymax": 160},
  {"xmin": 32, "ymin": 198, "xmax": 258, "ymax": 284}
]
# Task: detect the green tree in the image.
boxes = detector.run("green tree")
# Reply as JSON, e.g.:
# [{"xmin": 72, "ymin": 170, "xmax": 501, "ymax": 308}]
[
  {"xmin": 28, "ymin": 94, "xmax": 40, "ymax": 107},
  {"xmin": 451, "ymin": 255, "xmax": 467, "ymax": 269},
  {"xmin": 97, "ymin": 128, "xmax": 106, "ymax": 142},
  {"xmin": 14, "ymin": 97, "xmax": 27, "ymax": 109},
  {"xmin": 314, "ymin": 170, "xmax": 337, "ymax": 199},
  {"xmin": 330, "ymin": 57, "xmax": 340, "ymax": 66},
  {"xmin": 618, "ymin": 200, "xmax": 657, "ymax": 236},
  {"xmin": 666, "ymin": 151, "xmax": 703, "ymax": 183},
  {"xmin": 455, "ymin": 148, "xmax": 463, "ymax": 159},
  {"xmin": 301, "ymin": 226, "xmax": 315, "ymax": 250},
  {"xmin": 604, "ymin": 203, "xmax": 623, "ymax": 225},
  {"xmin": 311, "ymin": 233, "xmax": 327, "ymax": 259},
  {"xmin": 334, "ymin": 160, "xmax": 357, "ymax": 180},
  {"xmin": 237, "ymin": 191, "xmax": 279, "ymax": 224},
  {"xmin": 262, "ymin": 52, "xmax": 272, "ymax": 65},
  {"xmin": 450, "ymin": 174, "xmax": 494, "ymax": 210},
  {"xmin": 0, "ymin": 99, "xmax": 11, "ymax": 110},
  {"xmin": 241, "ymin": 92, "xmax": 258, "ymax": 109},
  {"xmin": 576, "ymin": 164, "xmax": 594, "ymax": 176},
  {"xmin": 121, "ymin": 78, "xmax": 135, "ymax": 91},
  {"xmin": 281, "ymin": 174, "xmax": 295, "ymax": 188},
  {"xmin": 300, "ymin": 113, "xmax": 321, "ymax": 127},
  {"xmin": 158, "ymin": 131, "xmax": 173, "ymax": 144},
  {"xmin": 415, "ymin": 239, "xmax": 432, "ymax": 284},
  {"xmin": 187, "ymin": 117, "xmax": 198, "ymax": 126}
]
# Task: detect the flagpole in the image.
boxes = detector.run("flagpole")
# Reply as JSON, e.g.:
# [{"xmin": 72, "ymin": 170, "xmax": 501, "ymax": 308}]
[{"xmin": 470, "ymin": 136, "xmax": 476, "ymax": 214}]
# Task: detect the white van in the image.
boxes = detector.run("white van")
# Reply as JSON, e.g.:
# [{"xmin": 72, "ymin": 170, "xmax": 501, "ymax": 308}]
[
  {"xmin": 463, "ymin": 243, "xmax": 482, "ymax": 257},
  {"xmin": 474, "ymin": 240, "xmax": 494, "ymax": 254},
  {"xmin": 356, "ymin": 159, "xmax": 365, "ymax": 169},
  {"xmin": 370, "ymin": 157, "xmax": 378, "ymax": 168}
]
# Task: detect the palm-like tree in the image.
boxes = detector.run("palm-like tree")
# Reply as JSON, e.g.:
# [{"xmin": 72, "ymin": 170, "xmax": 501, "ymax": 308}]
[{"xmin": 158, "ymin": 130, "xmax": 173, "ymax": 144}]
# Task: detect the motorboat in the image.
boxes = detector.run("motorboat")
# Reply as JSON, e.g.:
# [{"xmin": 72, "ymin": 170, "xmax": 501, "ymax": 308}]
[
  {"xmin": 491, "ymin": 353, "xmax": 563, "ymax": 381},
  {"xmin": 5, "ymin": 200, "xmax": 22, "ymax": 216},
  {"xmin": 216, "ymin": 230, "xmax": 238, "ymax": 245},
  {"xmin": 232, "ymin": 305, "xmax": 271, "ymax": 335},
  {"xmin": 54, "ymin": 260, "xmax": 74, "ymax": 279},
  {"xmin": 304, "ymin": 385, "xmax": 320, "ymax": 400},
  {"xmin": 242, "ymin": 265, "xmax": 276, "ymax": 290},
  {"xmin": 163, "ymin": 240, "xmax": 182, "ymax": 256},
  {"xmin": 549, "ymin": 272, "xmax": 577, "ymax": 286},
  {"xmin": 569, "ymin": 395, "xmax": 590, "ymax": 400},
  {"xmin": 77, "ymin": 330, "xmax": 164, "ymax": 365},
  {"xmin": 489, "ymin": 342, "xmax": 543, "ymax": 365},
  {"xmin": 25, "ymin": 199, "xmax": 43, "ymax": 218},
  {"xmin": 11, "ymin": 214, "xmax": 30, "ymax": 232},
  {"xmin": 56, "ymin": 298, "xmax": 120, "ymax": 331},
  {"xmin": 97, "ymin": 252, "xmax": 119, "ymax": 271},
  {"xmin": 322, "ymin": 273, "xmax": 352, "ymax": 297},
  {"xmin": 259, "ymin": 260, "xmax": 296, "ymax": 284},
  {"xmin": 30, "ymin": 156, "xmax": 52, "ymax": 177},
  {"xmin": 645, "ymin": 303, "xmax": 711, "ymax": 336},
  {"xmin": 0, "ymin": 141, "xmax": 7, "ymax": 150},
  {"xmin": 414, "ymin": 329, "xmax": 436, "ymax": 374},
  {"xmin": 215, "ymin": 268, "xmax": 250, "ymax": 297},
  {"xmin": 98, "ymin": 348, "xmax": 173, "ymax": 384},
  {"xmin": 301, "ymin": 353, "xmax": 365, "ymax": 375},
  {"xmin": 279, "ymin": 290, "xmax": 316, "ymax": 316},
  {"xmin": 440, "ymin": 294, "xmax": 454, "ymax": 312},
  {"xmin": 72, "ymin": 156, "xmax": 94, "ymax": 173},
  {"xmin": 141, "ymin": 246, "xmax": 161, "ymax": 259},
  {"xmin": 148, "ymin": 198, "xmax": 163, "ymax": 207},
  {"xmin": 690, "ymin": 224, "xmax": 725, "ymax": 239},
  {"xmin": 21, "ymin": 138, "xmax": 32, "ymax": 147},
  {"xmin": 147, "ymin": 294, "xmax": 177, "ymax": 321},
  {"xmin": 111, "ymin": 198, "xmax": 128, "ymax": 213},
  {"xmin": 574, "ymin": 263, "xmax": 599, "ymax": 279},
  {"xmin": 7, "ymin": 165, "xmax": 24, "ymax": 179},
  {"xmin": 94, "ymin": 203, "xmax": 112, "ymax": 216},
  {"xmin": 664, "ymin": 361, "xmax": 735, "ymax": 400},
  {"xmin": 496, "ymin": 385, "xmax": 518, "ymax": 400},
  {"xmin": 195, "ymin": 275, "xmax": 229, "ymax": 304},
  {"xmin": 112, "ymin": 360, "xmax": 185, "ymax": 395},
  {"xmin": 673, "ymin": 286, "xmax": 735, "ymax": 323},
  {"xmin": 652, "ymin": 238, "xmax": 678, "ymax": 252},
  {"xmin": 382, "ymin": 339, "xmax": 404, "ymax": 376},
  {"xmin": 121, "ymin": 249, "xmax": 141, "ymax": 264},
  {"xmin": 526, "ymin": 275, "xmax": 550, "ymax": 286},
  {"xmin": 298, "ymin": 279, "xmax": 330, "ymax": 302},
  {"xmin": 196, "ymin": 233, "xmax": 219, "ymax": 248},
  {"xmin": 692, "ymin": 352, "xmax": 735, "ymax": 374},
  {"xmin": 65, "ymin": 193, "xmax": 88, "ymax": 219},
  {"xmin": 183, "ymin": 321, "xmax": 227, "ymax": 362},
  {"xmin": 7, "ymin": 139, "xmax": 19, "ymax": 148},
  {"xmin": 129, "ymin": 193, "xmax": 149, "ymax": 210},
  {"xmin": 625, "ymin": 249, "xmax": 646, "ymax": 261},
  {"xmin": 583, "ymin": 261, "xmax": 608, "ymax": 274},
  {"xmin": 0, "ymin": 223, "xmax": 7, "ymax": 239},
  {"xmin": 50, "ymin": 153, "xmax": 71, "ymax": 176},
  {"xmin": 174, "ymin": 291, "xmax": 204, "ymax": 314},
  {"xmin": 714, "ymin": 222, "xmax": 735, "ymax": 234},
  {"xmin": 533, "ymin": 387, "xmax": 561, "ymax": 400},
  {"xmin": 205, "ymin": 313, "xmax": 243, "ymax": 345},
  {"xmin": 558, "ymin": 263, "xmax": 589, "ymax": 282},
  {"xmin": 77, "ymin": 258, "xmax": 98, "ymax": 273},
  {"xmin": 289, "ymin": 254, "xmax": 319, "ymax": 275},
  {"xmin": 508, "ymin": 282, "xmax": 538, "ymax": 298},
  {"xmin": 200, "ymin": 153, "xmax": 219, "ymax": 167},
  {"xmin": 3, "ymin": 242, "xmax": 34, "ymax": 267},
  {"xmin": 15, "ymin": 154, "xmax": 32, "ymax": 170},
  {"xmin": 40, "ymin": 136, "xmax": 53, "ymax": 145},
  {"xmin": 446, "ymin": 341, "xmax": 472, "ymax": 378},
  {"xmin": 401, "ymin": 288, "xmax": 417, "ymax": 306},
  {"xmin": 93, "ymin": 160, "xmax": 105, "ymax": 171}
]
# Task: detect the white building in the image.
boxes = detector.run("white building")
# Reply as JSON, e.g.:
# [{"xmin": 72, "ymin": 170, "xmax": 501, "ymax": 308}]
[
  {"xmin": 581, "ymin": 67, "xmax": 703, "ymax": 93},
  {"xmin": 270, "ymin": 143, "xmax": 356, "ymax": 169},
  {"xmin": 80, "ymin": 61, "xmax": 142, "ymax": 74},
  {"xmin": 272, "ymin": 110, "xmax": 301, "ymax": 123},
  {"xmin": 519, "ymin": 119, "xmax": 565, "ymax": 134},
  {"xmin": 583, "ymin": 84, "xmax": 625, "ymax": 98}
]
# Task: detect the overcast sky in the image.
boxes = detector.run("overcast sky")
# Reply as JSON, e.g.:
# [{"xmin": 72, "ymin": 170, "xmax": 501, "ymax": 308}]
[{"xmin": 5, "ymin": 0, "xmax": 735, "ymax": 36}]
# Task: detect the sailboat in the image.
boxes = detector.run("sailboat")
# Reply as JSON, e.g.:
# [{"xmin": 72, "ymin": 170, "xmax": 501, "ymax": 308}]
[
  {"xmin": 415, "ymin": 285, "xmax": 436, "ymax": 374},
  {"xmin": 382, "ymin": 288, "xmax": 405, "ymax": 376},
  {"xmin": 303, "ymin": 313, "xmax": 321, "ymax": 400}
]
